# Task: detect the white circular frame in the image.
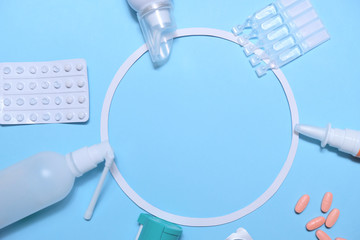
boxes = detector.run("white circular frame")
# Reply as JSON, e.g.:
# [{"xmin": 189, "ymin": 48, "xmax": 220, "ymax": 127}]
[{"xmin": 100, "ymin": 28, "xmax": 299, "ymax": 227}]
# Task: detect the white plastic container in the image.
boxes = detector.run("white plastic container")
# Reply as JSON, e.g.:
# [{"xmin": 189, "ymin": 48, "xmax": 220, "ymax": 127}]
[{"xmin": 0, "ymin": 142, "xmax": 114, "ymax": 229}]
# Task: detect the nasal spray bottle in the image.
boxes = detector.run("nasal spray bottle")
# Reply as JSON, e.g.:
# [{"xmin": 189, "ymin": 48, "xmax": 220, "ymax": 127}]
[
  {"xmin": 295, "ymin": 124, "xmax": 360, "ymax": 158},
  {"xmin": 0, "ymin": 142, "xmax": 114, "ymax": 229},
  {"xmin": 127, "ymin": 0, "xmax": 176, "ymax": 66}
]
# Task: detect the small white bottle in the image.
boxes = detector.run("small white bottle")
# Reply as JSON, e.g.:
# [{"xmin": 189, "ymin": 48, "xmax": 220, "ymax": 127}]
[
  {"xmin": 0, "ymin": 142, "xmax": 114, "ymax": 229},
  {"xmin": 127, "ymin": 0, "xmax": 176, "ymax": 66},
  {"xmin": 295, "ymin": 123, "xmax": 360, "ymax": 157}
]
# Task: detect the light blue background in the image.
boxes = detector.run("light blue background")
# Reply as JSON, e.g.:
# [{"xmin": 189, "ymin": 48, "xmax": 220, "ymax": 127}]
[{"xmin": 0, "ymin": 0, "xmax": 359, "ymax": 239}]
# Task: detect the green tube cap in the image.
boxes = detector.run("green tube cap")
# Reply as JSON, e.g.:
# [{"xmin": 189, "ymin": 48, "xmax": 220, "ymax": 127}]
[{"xmin": 137, "ymin": 214, "xmax": 182, "ymax": 240}]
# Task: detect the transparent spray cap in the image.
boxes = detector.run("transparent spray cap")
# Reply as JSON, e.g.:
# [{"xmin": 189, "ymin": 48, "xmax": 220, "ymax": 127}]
[{"xmin": 138, "ymin": 3, "xmax": 176, "ymax": 66}]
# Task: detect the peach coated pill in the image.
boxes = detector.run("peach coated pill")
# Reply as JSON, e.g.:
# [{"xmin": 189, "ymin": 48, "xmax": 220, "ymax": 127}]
[
  {"xmin": 335, "ymin": 238, "xmax": 347, "ymax": 240},
  {"xmin": 306, "ymin": 216, "xmax": 325, "ymax": 231},
  {"xmin": 295, "ymin": 194, "xmax": 310, "ymax": 213},
  {"xmin": 326, "ymin": 208, "xmax": 340, "ymax": 228},
  {"xmin": 316, "ymin": 230, "xmax": 331, "ymax": 240},
  {"xmin": 321, "ymin": 192, "xmax": 333, "ymax": 213}
]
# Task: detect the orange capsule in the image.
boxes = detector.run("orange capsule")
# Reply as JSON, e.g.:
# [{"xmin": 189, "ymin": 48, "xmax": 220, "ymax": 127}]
[
  {"xmin": 316, "ymin": 230, "xmax": 331, "ymax": 240},
  {"xmin": 321, "ymin": 192, "xmax": 333, "ymax": 213},
  {"xmin": 326, "ymin": 208, "xmax": 340, "ymax": 228},
  {"xmin": 295, "ymin": 194, "xmax": 310, "ymax": 214},
  {"xmin": 306, "ymin": 216, "xmax": 325, "ymax": 231}
]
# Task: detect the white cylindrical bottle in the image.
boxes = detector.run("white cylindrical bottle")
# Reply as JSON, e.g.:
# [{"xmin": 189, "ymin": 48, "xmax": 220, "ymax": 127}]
[
  {"xmin": 127, "ymin": 0, "xmax": 176, "ymax": 66},
  {"xmin": 0, "ymin": 142, "xmax": 113, "ymax": 229}
]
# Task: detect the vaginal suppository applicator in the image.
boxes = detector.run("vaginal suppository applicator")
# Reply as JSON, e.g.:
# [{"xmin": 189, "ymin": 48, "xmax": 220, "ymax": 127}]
[{"xmin": 0, "ymin": 142, "xmax": 114, "ymax": 229}]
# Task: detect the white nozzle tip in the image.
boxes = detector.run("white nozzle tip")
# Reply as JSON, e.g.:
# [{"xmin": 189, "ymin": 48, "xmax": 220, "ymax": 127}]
[
  {"xmin": 294, "ymin": 123, "xmax": 330, "ymax": 147},
  {"xmin": 84, "ymin": 209, "xmax": 94, "ymax": 221},
  {"xmin": 84, "ymin": 210, "xmax": 93, "ymax": 221},
  {"xmin": 294, "ymin": 124, "xmax": 302, "ymax": 133}
]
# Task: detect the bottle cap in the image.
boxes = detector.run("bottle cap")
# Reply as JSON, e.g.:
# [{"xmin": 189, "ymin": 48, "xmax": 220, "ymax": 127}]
[
  {"xmin": 66, "ymin": 141, "xmax": 113, "ymax": 177},
  {"xmin": 137, "ymin": 2, "xmax": 176, "ymax": 66},
  {"xmin": 137, "ymin": 213, "xmax": 182, "ymax": 240}
]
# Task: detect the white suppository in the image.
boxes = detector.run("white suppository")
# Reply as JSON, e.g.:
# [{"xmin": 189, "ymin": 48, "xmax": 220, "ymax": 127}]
[
  {"xmin": 100, "ymin": 28, "xmax": 300, "ymax": 226},
  {"xmin": 0, "ymin": 59, "xmax": 89, "ymax": 125},
  {"xmin": 232, "ymin": 0, "xmax": 330, "ymax": 77}
]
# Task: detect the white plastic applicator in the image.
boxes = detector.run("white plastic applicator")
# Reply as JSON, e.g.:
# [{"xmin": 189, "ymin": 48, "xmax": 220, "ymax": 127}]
[
  {"xmin": 127, "ymin": 0, "xmax": 176, "ymax": 66},
  {"xmin": 84, "ymin": 148, "xmax": 115, "ymax": 220},
  {"xmin": 295, "ymin": 123, "xmax": 360, "ymax": 157}
]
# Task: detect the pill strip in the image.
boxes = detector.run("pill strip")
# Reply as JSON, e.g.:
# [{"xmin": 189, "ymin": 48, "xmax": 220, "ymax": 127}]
[{"xmin": 0, "ymin": 59, "xmax": 89, "ymax": 125}]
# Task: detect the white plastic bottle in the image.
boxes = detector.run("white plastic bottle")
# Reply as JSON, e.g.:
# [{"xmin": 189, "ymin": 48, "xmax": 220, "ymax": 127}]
[
  {"xmin": 0, "ymin": 142, "xmax": 114, "ymax": 229},
  {"xmin": 295, "ymin": 123, "xmax": 360, "ymax": 157},
  {"xmin": 127, "ymin": 0, "xmax": 176, "ymax": 66}
]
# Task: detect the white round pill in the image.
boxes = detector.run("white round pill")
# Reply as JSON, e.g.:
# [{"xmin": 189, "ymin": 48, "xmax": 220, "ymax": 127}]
[
  {"xmin": 16, "ymin": 98, "xmax": 24, "ymax": 106},
  {"xmin": 16, "ymin": 82, "xmax": 24, "ymax": 90},
  {"xmin": 53, "ymin": 66, "xmax": 60, "ymax": 73},
  {"xmin": 41, "ymin": 81, "xmax": 49, "ymax": 89},
  {"xmin": 3, "ymin": 83, "xmax": 11, "ymax": 91},
  {"xmin": 78, "ymin": 112, "xmax": 86, "ymax": 120},
  {"xmin": 76, "ymin": 64, "xmax": 83, "ymax": 71},
  {"xmin": 16, "ymin": 114, "xmax": 24, "ymax": 122},
  {"xmin": 66, "ymin": 112, "xmax": 74, "ymax": 120},
  {"xmin": 55, "ymin": 113, "xmax": 62, "ymax": 121},
  {"xmin": 29, "ymin": 66, "xmax": 36, "ymax": 74},
  {"xmin": 16, "ymin": 67, "xmax": 24, "ymax": 74},
  {"xmin": 4, "ymin": 98, "xmax": 11, "ymax": 106},
  {"xmin": 3, "ymin": 114, "xmax": 11, "ymax": 121},
  {"xmin": 42, "ymin": 113, "xmax": 50, "ymax": 121},
  {"xmin": 65, "ymin": 80, "xmax": 73, "ymax": 88},
  {"xmin": 53, "ymin": 81, "xmax": 61, "ymax": 89},
  {"xmin": 78, "ymin": 96, "xmax": 86, "ymax": 104},
  {"xmin": 64, "ymin": 64, "xmax": 72, "ymax": 72},
  {"xmin": 30, "ymin": 114, "xmax": 37, "ymax": 122},
  {"xmin": 77, "ymin": 80, "xmax": 85, "ymax": 88},
  {"xmin": 66, "ymin": 96, "xmax": 74, "ymax": 104},
  {"xmin": 41, "ymin": 66, "xmax": 49, "ymax": 73},
  {"xmin": 3, "ymin": 67, "xmax": 11, "ymax": 74},
  {"xmin": 54, "ymin": 96, "xmax": 62, "ymax": 105},
  {"xmin": 29, "ymin": 82, "xmax": 37, "ymax": 90},
  {"xmin": 42, "ymin": 97, "xmax": 50, "ymax": 105},
  {"xmin": 29, "ymin": 98, "xmax": 37, "ymax": 105}
]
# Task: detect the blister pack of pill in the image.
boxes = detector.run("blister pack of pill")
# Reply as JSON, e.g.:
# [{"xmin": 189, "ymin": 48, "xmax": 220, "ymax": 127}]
[{"xmin": 0, "ymin": 59, "xmax": 89, "ymax": 125}]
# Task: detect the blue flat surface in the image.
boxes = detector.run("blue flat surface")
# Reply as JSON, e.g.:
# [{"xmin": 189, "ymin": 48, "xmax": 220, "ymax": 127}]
[{"xmin": 0, "ymin": 0, "xmax": 359, "ymax": 239}]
